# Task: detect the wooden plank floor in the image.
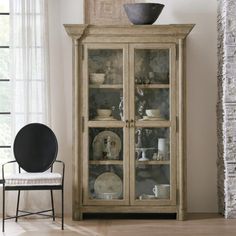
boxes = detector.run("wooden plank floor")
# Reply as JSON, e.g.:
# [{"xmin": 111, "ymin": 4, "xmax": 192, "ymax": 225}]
[{"xmin": 1, "ymin": 213, "xmax": 236, "ymax": 236}]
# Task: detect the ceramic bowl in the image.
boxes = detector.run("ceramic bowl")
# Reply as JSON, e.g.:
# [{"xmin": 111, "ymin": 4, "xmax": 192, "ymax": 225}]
[
  {"xmin": 97, "ymin": 109, "xmax": 112, "ymax": 117},
  {"xmin": 123, "ymin": 3, "xmax": 164, "ymax": 25},
  {"xmin": 90, "ymin": 73, "xmax": 105, "ymax": 85},
  {"xmin": 146, "ymin": 109, "xmax": 160, "ymax": 117}
]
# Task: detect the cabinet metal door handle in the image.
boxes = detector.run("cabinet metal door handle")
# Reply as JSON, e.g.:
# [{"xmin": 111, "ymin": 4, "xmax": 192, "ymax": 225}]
[
  {"xmin": 130, "ymin": 119, "xmax": 135, "ymax": 127},
  {"xmin": 125, "ymin": 120, "xmax": 129, "ymax": 127}
]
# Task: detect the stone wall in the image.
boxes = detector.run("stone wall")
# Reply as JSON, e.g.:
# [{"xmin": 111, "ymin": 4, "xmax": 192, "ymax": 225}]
[{"xmin": 217, "ymin": 0, "xmax": 236, "ymax": 218}]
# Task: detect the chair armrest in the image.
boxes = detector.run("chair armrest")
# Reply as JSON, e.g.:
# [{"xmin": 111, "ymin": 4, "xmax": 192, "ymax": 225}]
[
  {"xmin": 2, "ymin": 160, "xmax": 18, "ymax": 180},
  {"xmin": 51, "ymin": 160, "xmax": 65, "ymax": 186}
]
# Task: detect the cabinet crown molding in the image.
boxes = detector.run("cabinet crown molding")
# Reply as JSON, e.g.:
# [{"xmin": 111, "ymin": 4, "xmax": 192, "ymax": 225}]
[
  {"xmin": 64, "ymin": 24, "xmax": 89, "ymax": 40},
  {"xmin": 64, "ymin": 24, "xmax": 195, "ymax": 40}
]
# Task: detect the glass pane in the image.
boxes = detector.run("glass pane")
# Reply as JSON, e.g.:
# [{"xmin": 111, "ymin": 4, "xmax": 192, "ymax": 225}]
[
  {"xmin": 88, "ymin": 49, "xmax": 124, "ymax": 121},
  {"xmin": 29, "ymin": 81, "xmax": 44, "ymax": 113},
  {"xmin": 0, "ymin": 115, "xmax": 11, "ymax": 146},
  {"xmin": 135, "ymin": 88, "xmax": 169, "ymax": 121},
  {"xmin": 28, "ymin": 114, "xmax": 44, "ymax": 123},
  {"xmin": 12, "ymin": 114, "xmax": 44, "ymax": 137},
  {"xmin": 0, "ymin": 148, "xmax": 11, "ymax": 163},
  {"xmin": 89, "ymin": 165, "xmax": 123, "ymax": 200},
  {"xmin": 12, "ymin": 48, "xmax": 44, "ymax": 80},
  {"xmin": 88, "ymin": 49, "xmax": 123, "ymax": 85},
  {"xmin": 89, "ymin": 127, "xmax": 124, "ymax": 200},
  {"xmin": 135, "ymin": 49, "xmax": 169, "ymax": 84},
  {"xmin": 0, "ymin": 148, "xmax": 13, "ymax": 178},
  {"xmin": 89, "ymin": 88, "xmax": 123, "ymax": 121},
  {"xmin": 0, "ymin": 0, "xmax": 9, "ymax": 12},
  {"xmin": 89, "ymin": 128, "xmax": 123, "ymax": 161},
  {"xmin": 0, "ymin": 15, "xmax": 9, "ymax": 45},
  {"xmin": 0, "ymin": 48, "xmax": 9, "ymax": 79},
  {"xmin": 135, "ymin": 127, "xmax": 170, "ymax": 200},
  {"xmin": 135, "ymin": 127, "xmax": 170, "ymax": 161},
  {"xmin": 14, "ymin": 81, "xmax": 45, "ymax": 113},
  {"xmin": 136, "ymin": 165, "xmax": 170, "ymax": 200},
  {"xmin": 0, "ymin": 81, "xmax": 11, "ymax": 111},
  {"xmin": 31, "ymin": 48, "xmax": 43, "ymax": 79},
  {"xmin": 14, "ymin": 81, "xmax": 25, "ymax": 112},
  {"xmin": 14, "ymin": 114, "xmax": 25, "ymax": 133},
  {"xmin": 35, "ymin": 15, "xmax": 42, "ymax": 47}
]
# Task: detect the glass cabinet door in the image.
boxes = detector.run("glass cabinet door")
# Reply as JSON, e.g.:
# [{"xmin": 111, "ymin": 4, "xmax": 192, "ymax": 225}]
[
  {"xmin": 130, "ymin": 44, "xmax": 177, "ymax": 205},
  {"xmin": 83, "ymin": 44, "xmax": 129, "ymax": 205}
]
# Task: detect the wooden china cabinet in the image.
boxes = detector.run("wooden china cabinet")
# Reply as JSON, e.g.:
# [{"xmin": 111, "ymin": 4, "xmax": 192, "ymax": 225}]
[{"xmin": 64, "ymin": 24, "xmax": 194, "ymax": 220}]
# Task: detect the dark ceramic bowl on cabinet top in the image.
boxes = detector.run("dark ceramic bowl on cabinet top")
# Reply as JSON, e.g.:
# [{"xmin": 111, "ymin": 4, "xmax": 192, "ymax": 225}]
[{"xmin": 124, "ymin": 3, "xmax": 164, "ymax": 25}]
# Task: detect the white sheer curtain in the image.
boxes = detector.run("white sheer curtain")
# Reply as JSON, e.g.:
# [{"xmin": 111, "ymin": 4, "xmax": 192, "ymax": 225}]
[
  {"xmin": 10, "ymin": 0, "xmax": 50, "ymax": 130},
  {"xmin": 7, "ymin": 0, "xmax": 51, "ymax": 216}
]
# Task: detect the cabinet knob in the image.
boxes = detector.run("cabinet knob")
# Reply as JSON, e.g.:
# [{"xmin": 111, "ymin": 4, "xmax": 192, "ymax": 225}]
[
  {"xmin": 130, "ymin": 119, "xmax": 134, "ymax": 127},
  {"xmin": 125, "ymin": 120, "xmax": 129, "ymax": 128}
]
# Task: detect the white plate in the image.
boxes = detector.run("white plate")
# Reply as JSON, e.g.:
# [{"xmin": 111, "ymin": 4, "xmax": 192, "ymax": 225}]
[
  {"xmin": 94, "ymin": 172, "xmax": 123, "ymax": 199},
  {"xmin": 92, "ymin": 131, "xmax": 121, "ymax": 160}
]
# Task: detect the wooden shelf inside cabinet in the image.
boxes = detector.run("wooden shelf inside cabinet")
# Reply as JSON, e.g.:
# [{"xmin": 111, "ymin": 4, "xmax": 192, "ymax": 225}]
[
  {"xmin": 136, "ymin": 84, "xmax": 170, "ymax": 89},
  {"xmin": 89, "ymin": 160, "xmax": 123, "ymax": 165},
  {"xmin": 136, "ymin": 120, "xmax": 171, "ymax": 127},
  {"xmin": 136, "ymin": 160, "xmax": 170, "ymax": 165},
  {"xmin": 88, "ymin": 120, "xmax": 124, "ymax": 128},
  {"xmin": 89, "ymin": 84, "xmax": 123, "ymax": 89}
]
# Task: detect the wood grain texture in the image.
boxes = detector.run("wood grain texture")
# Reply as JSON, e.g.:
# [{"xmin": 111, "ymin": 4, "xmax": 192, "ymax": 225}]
[
  {"xmin": 64, "ymin": 24, "xmax": 195, "ymax": 39},
  {"xmin": 84, "ymin": 0, "xmax": 136, "ymax": 25},
  {"xmin": 64, "ymin": 24, "xmax": 194, "ymax": 220},
  {"xmin": 177, "ymin": 39, "xmax": 185, "ymax": 220},
  {"xmin": 1, "ymin": 214, "xmax": 235, "ymax": 236}
]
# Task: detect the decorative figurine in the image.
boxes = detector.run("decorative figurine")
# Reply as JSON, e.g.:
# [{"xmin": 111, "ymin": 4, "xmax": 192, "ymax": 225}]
[
  {"xmin": 119, "ymin": 96, "xmax": 124, "ymax": 120},
  {"xmin": 104, "ymin": 136, "xmax": 112, "ymax": 159},
  {"xmin": 136, "ymin": 129, "xmax": 142, "ymax": 148}
]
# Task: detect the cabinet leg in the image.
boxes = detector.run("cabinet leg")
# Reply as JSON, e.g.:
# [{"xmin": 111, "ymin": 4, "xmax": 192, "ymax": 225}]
[
  {"xmin": 79, "ymin": 212, "xmax": 83, "ymax": 220},
  {"xmin": 73, "ymin": 211, "xmax": 83, "ymax": 221},
  {"xmin": 177, "ymin": 210, "xmax": 186, "ymax": 221}
]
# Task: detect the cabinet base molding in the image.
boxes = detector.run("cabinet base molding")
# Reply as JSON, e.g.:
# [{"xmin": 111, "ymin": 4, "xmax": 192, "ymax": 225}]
[{"xmin": 74, "ymin": 206, "xmax": 183, "ymax": 220}]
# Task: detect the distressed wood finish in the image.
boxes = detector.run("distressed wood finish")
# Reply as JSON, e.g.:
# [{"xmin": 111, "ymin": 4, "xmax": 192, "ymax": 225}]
[
  {"xmin": 64, "ymin": 24, "xmax": 194, "ymax": 220},
  {"xmin": 84, "ymin": 0, "xmax": 136, "ymax": 25},
  {"xmin": 177, "ymin": 39, "xmax": 186, "ymax": 220}
]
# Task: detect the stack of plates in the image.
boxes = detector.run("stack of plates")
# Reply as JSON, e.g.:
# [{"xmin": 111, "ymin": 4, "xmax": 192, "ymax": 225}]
[{"xmin": 94, "ymin": 172, "xmax": 123, "ymax": 199}]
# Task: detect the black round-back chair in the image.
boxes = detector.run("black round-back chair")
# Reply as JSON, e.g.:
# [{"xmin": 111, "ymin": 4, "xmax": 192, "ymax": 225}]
[{"xmin": 2, "ymin": 123, "xmax": 65, "ymax": 232}]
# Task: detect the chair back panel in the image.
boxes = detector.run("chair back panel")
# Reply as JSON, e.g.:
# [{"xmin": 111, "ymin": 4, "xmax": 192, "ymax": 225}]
[{"xmin": 13, "ymin": 123, "xmax": 58, "ymax": 172}]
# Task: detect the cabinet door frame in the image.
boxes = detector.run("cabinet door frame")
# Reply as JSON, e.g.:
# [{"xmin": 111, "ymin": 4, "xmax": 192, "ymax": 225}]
[
  {"xmin": 82, "ymin": 43, "xmax": 130, "ymax": 205},
  {"xmin": 129, "ymin": 43, "xmax": 177, "ymax": 206}
]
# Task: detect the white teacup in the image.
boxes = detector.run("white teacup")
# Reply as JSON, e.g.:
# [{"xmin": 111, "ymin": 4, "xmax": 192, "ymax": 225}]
[{"xmin": 152, "ymin": 184, "xmax": 170, "ymax": 199}]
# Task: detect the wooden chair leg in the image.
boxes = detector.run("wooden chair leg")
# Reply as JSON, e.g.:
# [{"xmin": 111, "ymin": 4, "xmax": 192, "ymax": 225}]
[
  {"xmin": 50, "ymin": 190, "xmax": 55, "ymax": 221},
  {"xmin": 15, "ymin": 190, "xmax": 21, "ymax": 222}
]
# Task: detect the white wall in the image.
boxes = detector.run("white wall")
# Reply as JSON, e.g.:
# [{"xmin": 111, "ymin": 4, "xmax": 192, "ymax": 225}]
[
  {"xmin": 48, "ymin": 0, "xmax": 218, "ymax": 214},
  {"xmin": 152, "ymin": 0, "xmax": 218, "ymax": 213}
]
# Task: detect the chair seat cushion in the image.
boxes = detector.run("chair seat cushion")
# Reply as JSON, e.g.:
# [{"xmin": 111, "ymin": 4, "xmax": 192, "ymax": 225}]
[{"xmin": 4, "ymin": 172, "xmax": 62, "ymax": 186}]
